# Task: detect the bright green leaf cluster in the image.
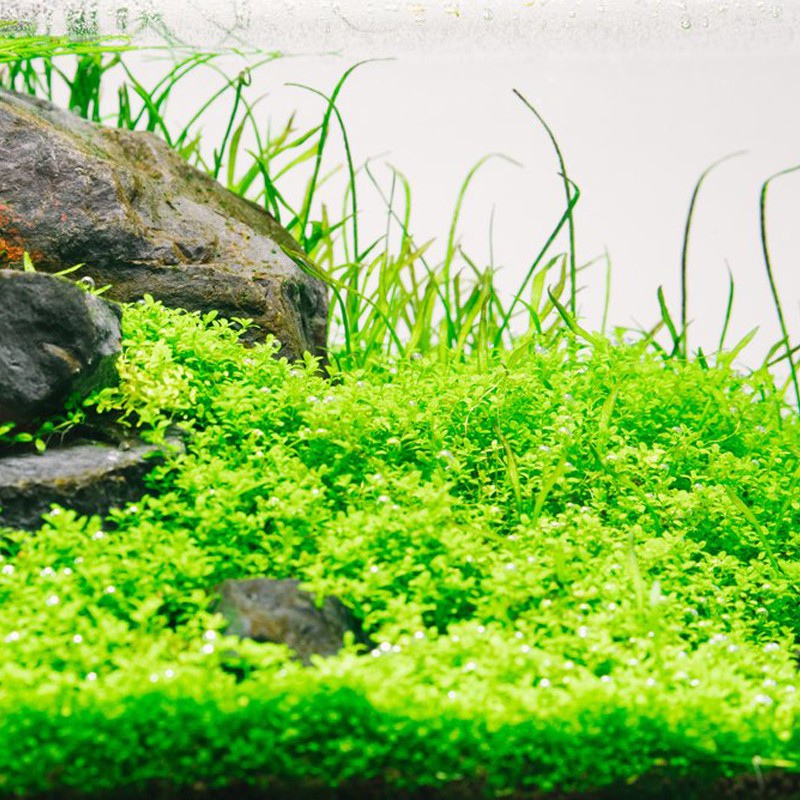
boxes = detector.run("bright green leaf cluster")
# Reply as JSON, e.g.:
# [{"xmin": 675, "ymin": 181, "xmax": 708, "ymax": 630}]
[{"xmin": 0, "ymin": 298, "xmax": 798, "ymax": 797}]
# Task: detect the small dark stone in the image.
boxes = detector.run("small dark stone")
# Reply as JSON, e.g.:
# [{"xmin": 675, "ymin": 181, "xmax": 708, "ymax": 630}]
[
  {"xmin": 0, "ymin": 270, "xmax": 122, "ymax": 426},
  {"xmin": 0, "ymin": 88, "xmax": 328, "ymax": 362},
  {"xmin": 214, "ymin": 578, "xmax": 370, "ymax": 664},
  {"xmin": 0, "ymin": 436, "xmax": 181, "ymax": 531}
]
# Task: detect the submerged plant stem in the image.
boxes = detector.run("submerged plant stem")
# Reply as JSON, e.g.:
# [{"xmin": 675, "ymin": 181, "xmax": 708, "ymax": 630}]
[
  {"xmin": 513, "ymin": 89, "xmax": 577, "ymax": 316},
  {"xmin": 679, "ymin": 151, "xmax": 746, "ymax": 359},
  {"xmin": 760, "ymin": 165, "xmax": 800, "ymax": 410}
]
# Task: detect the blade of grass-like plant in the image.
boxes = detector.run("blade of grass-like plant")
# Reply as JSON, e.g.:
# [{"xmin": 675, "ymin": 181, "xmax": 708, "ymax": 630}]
[
  {"xmin": 280, "ymin": 243, "xmax": 404, "ymax": 359},
  {"xmin": 715, "ymin": 326, "xmax": 757, "ymax": 372},
  {"xmin": 494, "ymin": 179, "xmax": 580, "ymax": 347},
  {"xmin": 601, "ymin": 248, "xmax": 612, "ymax": 336},
  {"xmin": 405, "ymin": 276, "xmax": 440, "ymax": 356},
  {"xmin": 656, "ymin": 286, "xmax": 682, "ymax": 357},
  {"xmin": 116, "ymin": 51, "xmax": 218, "ymax": 141},
  {"xmin": 459, "ymin": 248, "xmax": 508, "ymax": 333},
  {"xmin": 211, "ymin": 68, "xmax": 251, "ymax": 180},
  {"xmin": 286, "ymin": 81, "xmax": 361, "ymax": 258},
  {"xmin": 534, "ymin": 256, "xmax": 567, "ymax": 332},
  {"xmin": 531, "ymin": 452, "xmax": 567, "ymax": 524},
  {"xmin": 766, "ymin": 341, "xmax": 800, "ymax": 369},
  {"xmin": 442, "ymin": 153, "xmax": 521, "ymax": 346},
  {"xmin": 454, "ymin": 274, "xmax": 492, "ymax": 360},
  {"xmin": 363, "ymin": 160, "xmax": 458, "ymax": 348},
  {"xmin": 680, "ymin": 151, "xmax": 746, "ymax": 358},
  {"xmin": 547, "ymin": 289, "xmax": 599, "ymax": 346},
  {"xmin": 725, "ymin": 486, "xmax": 799, "ymax": 591},
  {"xmin": 513, "ymin": 89, "xmax": 577, "ymax": 315},
  {"xmin": 290, "ymin": 59, "xmax": 389, "ymax": 247},
  {"xmin": 716, "ymin": 261, "xmax": 735, "ymax": 357},
  {"xmin": 494, "ymin": 422, "xmax": 522, "ymax": 514},
  {"xmin": 596, "ymin": 386, "xmax": 619, "ymax": 453},
  {"xmin": 760, "ymin": 164, "xmax": 800, "ymax": 409},
  {"xmin": 488, "ymin": 204, "xmax": 497, "ymax": 270}
]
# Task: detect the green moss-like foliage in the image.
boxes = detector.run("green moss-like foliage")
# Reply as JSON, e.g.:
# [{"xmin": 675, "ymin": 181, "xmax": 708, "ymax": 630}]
[{"xmin": 0, "ymin": 298, "xmax": 798, "ymax": 797}]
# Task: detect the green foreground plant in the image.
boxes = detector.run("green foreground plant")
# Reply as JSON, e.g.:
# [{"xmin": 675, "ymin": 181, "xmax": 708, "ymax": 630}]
[{"xmin": 1, "ymin": 298, "xmax": 799, "ymax": 796}]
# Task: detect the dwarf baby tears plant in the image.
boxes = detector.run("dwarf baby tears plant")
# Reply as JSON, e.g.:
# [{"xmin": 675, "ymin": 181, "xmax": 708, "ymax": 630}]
[{"xmin": 0, "ymin": 297, "xmax": 799, "ymax": 797}]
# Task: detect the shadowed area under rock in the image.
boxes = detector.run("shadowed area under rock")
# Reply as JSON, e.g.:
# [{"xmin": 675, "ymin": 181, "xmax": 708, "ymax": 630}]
[{"xmin": 214, "ymin": 578, "xmax": 370, "ymax": 664}]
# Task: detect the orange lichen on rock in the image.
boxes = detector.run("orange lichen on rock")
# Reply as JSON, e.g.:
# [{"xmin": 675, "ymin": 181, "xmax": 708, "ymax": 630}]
[
  {"xmin": 0, "ymin": 204, "xmax": 27, "ymax": 264},
  {"xmin": 0, "ymin": 204, "xmax": 44, "ymax": 266}
]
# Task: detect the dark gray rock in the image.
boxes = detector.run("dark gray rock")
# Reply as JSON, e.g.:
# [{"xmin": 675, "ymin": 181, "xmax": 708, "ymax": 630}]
[
  {"xmin": 0, "ymin": 89, "xmax": 328, "ymax": 361},
  {"xmin": 214, "ymin": 578, "xmax": 369, "ymax": 664},
  {"xmin": 0, "ymin": 270, "xmax": 122, "ymax": 425},
  {"xmin": 0, "ymin": 436, "xmax": 181, "ymax": 531}
]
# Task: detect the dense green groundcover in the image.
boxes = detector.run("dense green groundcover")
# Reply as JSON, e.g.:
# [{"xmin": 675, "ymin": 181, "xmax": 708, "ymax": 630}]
[{"xmin": 1, "ymin": 297, "xmax": 799, "ymax": 797}]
